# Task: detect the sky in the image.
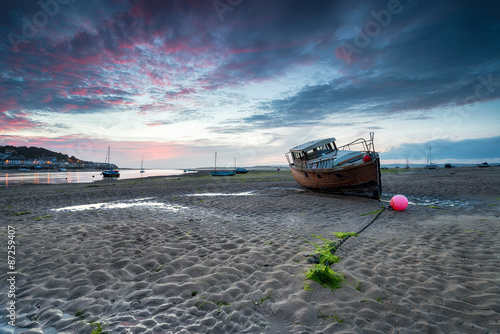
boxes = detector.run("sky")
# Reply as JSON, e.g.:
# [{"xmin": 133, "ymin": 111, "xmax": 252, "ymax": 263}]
[{"xmin": 1, "ymin": 0, "xmax": 499, "ymax": 169}]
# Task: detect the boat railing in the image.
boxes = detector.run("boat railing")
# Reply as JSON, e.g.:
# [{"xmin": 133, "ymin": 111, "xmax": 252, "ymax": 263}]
[{"xmin": 337, "ymin": 132, "xmax": 375, "ymax": 153}]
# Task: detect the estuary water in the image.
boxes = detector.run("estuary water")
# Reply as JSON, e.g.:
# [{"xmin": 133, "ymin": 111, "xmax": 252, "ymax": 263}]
[{"xmin": 0, "ymin": 169, "xmax": 195, "ymax": 187}]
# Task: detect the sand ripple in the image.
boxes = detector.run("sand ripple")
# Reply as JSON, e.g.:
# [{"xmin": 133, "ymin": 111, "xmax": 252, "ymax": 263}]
[{"xmin": 0, "ymin": 169, "xmax": 499, "ymax": 333}]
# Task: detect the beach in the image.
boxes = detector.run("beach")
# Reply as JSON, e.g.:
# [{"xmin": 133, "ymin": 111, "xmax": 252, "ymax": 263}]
[{"xmin": 1, "ymin": 167, "xmax": 499, "ymax": 333}]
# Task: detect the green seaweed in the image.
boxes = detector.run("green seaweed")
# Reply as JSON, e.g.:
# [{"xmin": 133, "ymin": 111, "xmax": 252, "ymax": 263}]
[
  {"xmin": 195, "ymin": 297, "xmax": 231, "ymax": 315},
  {"xmin": 306, "ymin": 235, "xmax": 339, "ymax": 264},
  {"xmin": 304, "ymin": 232, "xmax": 358, "ymax": 292},
  {"xmin": 216, "ymin": 301, "xmax": 231, "ymax": 314},
  {"xmin": 13, "ymin": 211, "xmax": 30, "ymax": 216},
  {"xmin": 332, "ymin": 232, "xmax": 358, "ymax": 239},
  {"xmin": 33, "ymin": 215, "xmax": 52, "ymax": 221},
  {"xmin": 75, "ymin": 310, "xmax": 86, "ymax": 319},
  {"xmin": 318, "ymin": 311, "xmax": 345, "ymax": 324},
  {"xmin": 305, "ymin": 264, "xmax": 345, "ymax": 291},
  {"xmin": 252, "ymin": 291, "xmax": 277, "ymax": 305},
  {"xmin": 89, "ymin": 321, "xmax": 107, "ymax": 334}
]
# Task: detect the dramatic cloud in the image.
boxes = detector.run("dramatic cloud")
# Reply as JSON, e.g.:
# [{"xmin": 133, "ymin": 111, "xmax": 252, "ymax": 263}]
[
  {"xmin": 1, "ymin": 0, "xmax": 499, "ymax": 167},
  {"xmin": 382, "ymin": 136, "xmax": 500, "ymax": 162}
]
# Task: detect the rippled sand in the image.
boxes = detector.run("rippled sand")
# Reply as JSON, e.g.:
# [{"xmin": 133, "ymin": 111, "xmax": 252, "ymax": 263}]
[{"xmin": 1, "ymin": 168, "xmax": 499, "ymax": 333}]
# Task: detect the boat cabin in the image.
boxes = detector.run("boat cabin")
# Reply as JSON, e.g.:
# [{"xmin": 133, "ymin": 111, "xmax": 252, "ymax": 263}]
[
  {"xmin": 287, "ymin": 135, "xmax": 374, "ymax": 171},
  {"xmin": 289, "ymin": 138, "xmax": 337, "ymax": 162}
]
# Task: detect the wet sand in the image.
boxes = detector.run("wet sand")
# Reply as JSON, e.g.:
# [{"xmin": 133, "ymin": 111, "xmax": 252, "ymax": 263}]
[{"xmin": 1, "ymin": 167, "xmax": 499, "ymax": 333}]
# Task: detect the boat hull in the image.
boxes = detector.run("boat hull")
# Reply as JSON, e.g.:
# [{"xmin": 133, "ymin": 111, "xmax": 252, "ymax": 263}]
[
  {"xmin": 209, "ymin": 170, "xmax": 236, "ymax": 176},
  {"xmin": 235, "ymin": 168, "xmax": 248, "ymax": 174},
  {"xmin": 289, "ymin": 158, "xmax": 381, "ymax": 199},
  {"xmin": 102, "ymin": 170, "xmax": 120, "ymax": 177}
]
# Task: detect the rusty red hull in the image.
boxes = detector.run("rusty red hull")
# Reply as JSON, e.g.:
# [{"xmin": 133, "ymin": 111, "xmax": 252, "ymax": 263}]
[{"xmin": 289, "ymin": 158, "xmax": 382, "ymax": 198}]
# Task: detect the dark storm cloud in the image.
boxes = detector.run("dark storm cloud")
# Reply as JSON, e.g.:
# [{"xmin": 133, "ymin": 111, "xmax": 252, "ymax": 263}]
[
  {"xmin": 240, "ymin": 0, "xmax": 500, "ymax": 128},
  {"xmin": 1, "ymin": 0, "xmax": 499, "ymax": 133},
  {"xmin": 382, "ymin": 136, "xmax": 500, "ymax": 161}
]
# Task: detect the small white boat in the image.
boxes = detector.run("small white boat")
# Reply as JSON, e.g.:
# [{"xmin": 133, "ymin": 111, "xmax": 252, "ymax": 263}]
[{"xmin": 58, "ymin": 168, "xmax": 67, "ymax": 172}]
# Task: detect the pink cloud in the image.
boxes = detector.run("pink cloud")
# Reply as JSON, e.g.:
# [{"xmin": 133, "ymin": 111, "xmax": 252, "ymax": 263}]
[
  {"xmin": 0, "ymin": 112, "xmax": 39, "ymax": 132},
  {"xmin": 0, "ymin": 135, "xmax": 194, "ymax": 164},
  {"xmin": 61, "ymin": 104, "xmax": 80, "ymax": 112},
  {"xmin": 146, "ymin": 121, "xmax": 169, "ymax": 127}
]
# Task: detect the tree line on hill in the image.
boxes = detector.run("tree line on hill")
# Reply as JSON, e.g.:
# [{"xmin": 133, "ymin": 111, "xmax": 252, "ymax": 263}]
[{"xmin": 0, "ymin": 145, "xmax": 78, "ymax": 162}]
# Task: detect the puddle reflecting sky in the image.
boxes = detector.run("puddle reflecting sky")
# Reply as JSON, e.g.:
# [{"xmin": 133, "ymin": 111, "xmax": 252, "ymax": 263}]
[
  {"xmin": 185, "ymin": 191, "xmax": 258, "ymax": 196},
  {"xmin": 52, "ymin": 197, "xmax": 187, "ymax": 212}
]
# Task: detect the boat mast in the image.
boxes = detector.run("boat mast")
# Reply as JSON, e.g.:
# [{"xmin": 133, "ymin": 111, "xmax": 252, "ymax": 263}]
[
  {"xmin": 106, "ymin": 146, "xmax": 111, "ymax": 170},
  {"xmin": 214, "ymin": 152, "xmax": 217, "ymax": 171}
]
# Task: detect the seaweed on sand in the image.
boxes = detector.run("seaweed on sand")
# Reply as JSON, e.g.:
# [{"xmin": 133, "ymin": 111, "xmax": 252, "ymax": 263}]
[
  {"xmin": 304, "ymin": 232, "xmax": 358, "ymax": 291},
  {"xmin": 305, "ymin": 264, "xmax": 345, "ymax": 291}
]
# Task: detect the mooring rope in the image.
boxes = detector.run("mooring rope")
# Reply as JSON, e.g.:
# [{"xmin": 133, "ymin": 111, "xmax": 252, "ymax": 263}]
[
  {"xmin": 332, "ymin": 205, "xmax": 387, "ymax": 251},
  {"xmin": 307, "ymin": 205, "xmax": 387, "ymax": 263}
]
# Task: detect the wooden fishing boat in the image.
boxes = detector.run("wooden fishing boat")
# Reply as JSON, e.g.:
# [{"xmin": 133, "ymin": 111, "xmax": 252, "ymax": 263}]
[{"xmin": 285, "ymin": 132, "xmax": 382, "ymax": 199}]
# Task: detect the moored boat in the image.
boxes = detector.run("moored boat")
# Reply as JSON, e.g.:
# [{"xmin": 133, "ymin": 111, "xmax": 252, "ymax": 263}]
[
  {"xmin": 424, "ymin": 147, "xmax": 438, "ymax": 169},
  {"xmin": 234, "ymin": 158, "xmax": 248, "ymax": 174},
  {"xmin": 209, "ymin": 152, "xmax": 235, "ymax": 176},
  {"xmin": 140, "ymin": 155, "xmax": 145, "ymax": 173},
  {"xmin": 285, "ymin": 132, "xmax": 382, "ymax": 199},
  {"xmin": 102, "ymin": 146, "xmax": 120, "ymax": 177},
  {"xmin": 235, "ymin": 167, "xmax": 248, "ymax": 174},
  {"xmin": 209, "ymin": 170, "xmax": 236, "ymax": 176},
  {"xmin": 477, "ymin": 162, "xmax": 490, "ymax": 168}
]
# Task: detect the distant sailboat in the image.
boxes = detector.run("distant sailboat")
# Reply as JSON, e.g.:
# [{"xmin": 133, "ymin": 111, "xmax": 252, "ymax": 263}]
[
  {"xmin": 424, "ymin": 147, "xmax": 438, "ymax": 169},
  {"xmin": 209, "ymin": 152, "xmax": 236, "ymax": 176},
  {"xmin": 140, "ymin": 155, "xmax": 145, "ymax": 173},
  {"xmin": 102, "ymin": 146, "xmax": 120, "ymax": 177}
]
